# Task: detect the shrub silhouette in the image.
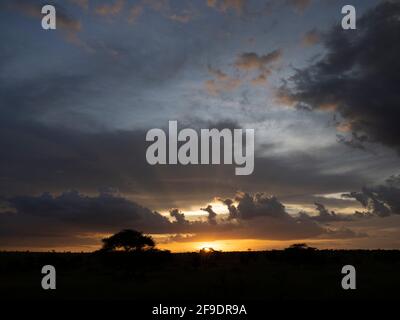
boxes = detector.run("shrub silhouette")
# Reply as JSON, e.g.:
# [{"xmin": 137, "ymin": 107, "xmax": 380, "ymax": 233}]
[
  {"xmin": 101, "ymin": 229, "xmax": 155, "ymax": 252},
  {"xmin": 285, "ymin": 243, "xmax": 317, "ymax": 251},
  {"xmin": 199, "ymin": 247, "xmax": 216, "ymax": 254}
]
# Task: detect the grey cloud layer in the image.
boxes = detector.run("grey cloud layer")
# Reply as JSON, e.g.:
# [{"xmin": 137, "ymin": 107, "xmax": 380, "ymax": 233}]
[
  {"xmin": 0, "ymin": 119, "xmax": 371, "ymax": 210},
  {"xmin": 0, "ymin": 190, "xmax": 365, "ymax": 249}
]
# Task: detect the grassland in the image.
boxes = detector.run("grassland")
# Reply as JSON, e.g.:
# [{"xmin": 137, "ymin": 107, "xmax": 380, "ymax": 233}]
[{"xmin": 1, "ymin": 249, "xmax": 399, "ymax": 301}]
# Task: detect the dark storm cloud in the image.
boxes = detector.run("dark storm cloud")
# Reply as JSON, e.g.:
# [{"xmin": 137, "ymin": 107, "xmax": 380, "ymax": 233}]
[
  {"xmin": 0, "ymin": 190, "xmax": 226, "ymax": 243},
  {"xmin": 1, "ymin": 191, "xmax": 171, "ymax": 235},
  {"xmin": 0, "ymin": 190, "xmax": 173, "ymax": 248},
  {"xmin": 279, "ymin": 1, "xmax": 400, "ymax": 152},
  {"xmin": 343, "ymin": 175, "xmax": 400, "ymax": 217}
]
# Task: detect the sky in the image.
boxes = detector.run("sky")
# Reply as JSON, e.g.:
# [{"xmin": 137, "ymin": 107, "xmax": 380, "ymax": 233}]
[{"xmin": 1, "ymin": 0, "xmax": 400, "ymax": 252}]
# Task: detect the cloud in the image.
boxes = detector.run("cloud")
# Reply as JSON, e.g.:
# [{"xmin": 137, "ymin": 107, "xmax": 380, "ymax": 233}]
[
  {"xmin": 314, "ymin": 202, "xmax": 344, "ymax": 221},
  {"xmin": 343, "ymin": 175, "xmax": 400, "ymax": 217},
  {"xmin": 207, "ymin": 0, "xmax": 218, "ymax": 7},
  {"xmin": 234, "ymin": 50, "xmax": 281, "ymax": 87},
  {"xmin": 125, "ymin": 1, "xmax": 194, "ymax": 24},
  {"xmin": 204, "ymin": 49, "xmax": 282, "ymax": 94},
  {"xmin": 205, "ymin": 65, "xmax": 241, "ymax": 95},
  {"xmin": 321, "ymin": 227, "xmax": 367, "ymax": 239},
  {"xmin": 0, "ymin": 191, "xmax": 236, "ymax": 246},
  {"xmin": 9, "ymin": 1, "xmax": 81, "ymax": 33},
  {"xmin": 225, "ymin": 215, "xmax": 325, "ymax": 240},
  {"xmin": 0, "ymin": 38, "xmax": 373, "ymax": 221},
  {"xmin": 261, "ymin": 0, "xmax": 312, "ymax": 15},
  {"xmin": 301, "ymin": 28, "xmax": 320, "ymax": 47},
  {"xmin": 251, "ymin": 72, "xmax": 269, "ymax": 85},
  {"xmin": 127, "ymin": 4, "xmax": 143, "ymax": 23},
  {"xmin": 218, "ymin": 193, "xmax": 361, "ymax": 239},
  {"xmin": 200, "ymin": 205, "xmax": 218, "ymax": 224},
  {"xmin": 233, "ymin": 192, "xmax": 290, "ymax": 220},
  {"xmin": 171, "ymin": 191, "xmax": 337, "ymax": 241},
  {"xmin": 234, "ymin": 49, "xmax": 282, "ymax": 71},
  {"xmin": 5, "ymin": 0, "xmax": 90, "ymax": 50},
  {"xmin": 286, "ymin": 0, "xmax": 312, "ymax": 13},
  {"xmin": 279, "ymin": 2, "xmax": 400, "ymax": 153},
  {"xmin": 95, "ymin": 0, "xmax": 125, "ymax": 16},
  {"xmin": 0, "ymin": 191, "xmax": 171, "ymax": 238},
  {"xmin": 0, "ymin": 190, "xmax": 364, "ymax": 249},
  {"xmin": 298, "ymin": 202, "xmax": 353, "ymax": 223},
  {"xmin": 168, "ymin": 13, "xmax": 192, "ymax": 23},
  {"xmin": 207, "ymin": 0, "xmax": 246, "ymax": 15},
  {"xmin": 336, "ymin": 132, "xmax": 368, "ymax": 151},
  {"xmin": 169, "ymin": 208, "xmax": 188, "ymax": 224},
  {"xmin": 69, "ymin": 0, "xmax": 89, "ymax": 10},
  {"xmin": 207, "ymin": 65, "xmax": 232, "ymax": 81},
  {"xmin": 143, "ymin": 0, "xmax": 169, "ymax": 12},
  {"xmin": 218, "ymin": 198, "xmax": 238, "ymax": 220},
  {"xmin": 1, "ymin": 0, "xmax": 397, "ymax": 250},
  {"xmin": 0, "ymin": 116, "xmax": 369, "ymax": 212},
  {"xmin": 274, "ymin": 88, "xmax": 297, "ymax": 107}
]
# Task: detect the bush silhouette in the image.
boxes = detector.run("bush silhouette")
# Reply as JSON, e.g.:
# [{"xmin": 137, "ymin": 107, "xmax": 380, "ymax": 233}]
[
  {"xmin": 285, "ymin": 243, "xmax": 317, "ymax": 251},
  {"xmin": 101, "ymin": 229, "xmax": 155, "ymax": 252}
]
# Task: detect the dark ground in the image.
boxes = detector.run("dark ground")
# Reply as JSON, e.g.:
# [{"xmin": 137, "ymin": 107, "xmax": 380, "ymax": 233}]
[{"xmin": 1, "ymin": 249, "xmax": 400, "ymax": 301}]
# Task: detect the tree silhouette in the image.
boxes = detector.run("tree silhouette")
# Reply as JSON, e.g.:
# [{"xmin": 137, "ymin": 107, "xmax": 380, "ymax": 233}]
[{"xmin": 101, "ymin": 229, "xmax": 155, "ymax": 252}]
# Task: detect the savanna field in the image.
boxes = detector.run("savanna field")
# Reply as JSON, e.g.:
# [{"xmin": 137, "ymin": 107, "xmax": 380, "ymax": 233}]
[{"xmin": 1, "ymin": 249, "xmax": 400, "ymax": 301}]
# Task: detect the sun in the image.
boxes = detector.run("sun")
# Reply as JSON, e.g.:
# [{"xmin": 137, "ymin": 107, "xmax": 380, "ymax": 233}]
[{"xmin": 197, "ymin": 242, "xmax": 220, "ymax": 251}]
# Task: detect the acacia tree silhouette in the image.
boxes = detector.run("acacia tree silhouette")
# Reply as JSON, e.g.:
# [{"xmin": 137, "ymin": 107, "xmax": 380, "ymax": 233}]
[{"xmin": 101, "ymin": 229, "xmax": 155, "ymax": 252}]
